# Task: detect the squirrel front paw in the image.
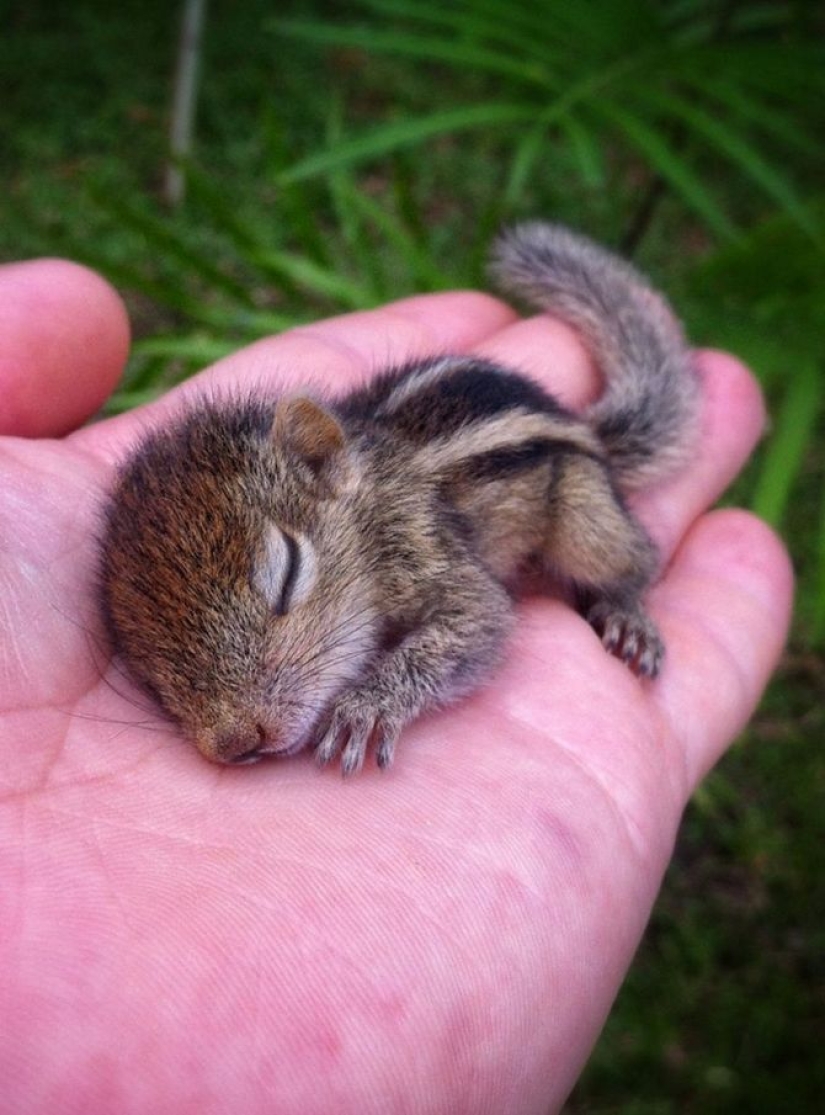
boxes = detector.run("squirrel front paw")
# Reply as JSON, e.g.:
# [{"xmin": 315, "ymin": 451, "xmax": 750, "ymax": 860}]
[
  {"xmin": 586, "ymin": 600, "xmax": 664, "ymax": 679},
  {"xmin": 315, "ymin": 689, "xmax": 402, "ymax": 776}
]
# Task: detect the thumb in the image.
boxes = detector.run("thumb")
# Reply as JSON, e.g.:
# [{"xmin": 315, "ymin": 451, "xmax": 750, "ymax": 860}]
[{"xmin": 0, "ymin": 259, "xmax": 130, "ymax": 437}]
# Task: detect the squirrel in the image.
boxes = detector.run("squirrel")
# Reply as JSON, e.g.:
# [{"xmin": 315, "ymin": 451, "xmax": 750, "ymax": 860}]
[{"xmin": 99, "ymin": 223, "xmax": 699, "ymax": 775}]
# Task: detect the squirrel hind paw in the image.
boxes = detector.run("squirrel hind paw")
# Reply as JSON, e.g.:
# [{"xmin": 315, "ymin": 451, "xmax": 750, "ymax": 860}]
[{"xmin": 586, "ymin": 601, "xmax": 664, "ymax": 679}]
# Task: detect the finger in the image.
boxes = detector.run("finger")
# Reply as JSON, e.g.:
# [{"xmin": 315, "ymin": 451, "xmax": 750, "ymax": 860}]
[
  {"xmin": 0, "ymin": 258, "xmax": 129, "ymax": 437},
  {"xmin": 177, "ymin": 291, "xmax": 515, "ymax": 398},
  {"xmin": 473, "ymin": 313, "xmax": 600, "ymax": 410},
  {"xmin": 653, "ymin": 508, "xmax": 793, "ymax": 792},
  {"xmin": 82, "ymin": 291, "xmax": 517, "ymax": 456},
  {"xmin": 637, "ymin": 351, "xmax": 767, "ymax": 556},
  {"xmin": 0, "ymin": 259, "xmax": 130, "ymax": 437}
]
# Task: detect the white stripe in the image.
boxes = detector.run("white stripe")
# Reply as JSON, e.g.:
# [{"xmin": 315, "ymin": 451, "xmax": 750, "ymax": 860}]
[
  {"xmin": 374, "ymin": 357, "xmax": 465, "ymax": 416},
  {"xmin": 413, "ymin": 410, "xmax": 599, "ymax": 474}
]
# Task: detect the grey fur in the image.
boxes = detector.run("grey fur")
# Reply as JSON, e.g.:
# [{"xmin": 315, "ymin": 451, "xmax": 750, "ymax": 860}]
[
  {"xmin": 489, "ymin": 222, "xmax": 699, "ymax": 487},
  {"xmin": 100, "ymin": 223, "xmax": 699, "ymax": 773}
]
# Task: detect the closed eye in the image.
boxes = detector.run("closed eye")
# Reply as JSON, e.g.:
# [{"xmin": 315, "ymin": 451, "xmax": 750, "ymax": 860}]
[
  {"xmin": 275, "ymin": 532, "xmax": 299, "ymax": 616},
  {"xmin": 253, "ymin": 524, "xmax": 317, "ymax": 616}
]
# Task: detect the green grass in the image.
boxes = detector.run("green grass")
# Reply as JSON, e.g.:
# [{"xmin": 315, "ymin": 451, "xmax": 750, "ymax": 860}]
[{"xmin": 3, "ymin": 1, "xmax": 824, "ymax": 1110}]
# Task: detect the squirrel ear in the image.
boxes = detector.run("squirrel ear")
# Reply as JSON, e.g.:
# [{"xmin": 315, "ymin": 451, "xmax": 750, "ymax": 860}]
[{"xmin": 272, "ymin": 398, "xmax": 354, "ymax": 494}]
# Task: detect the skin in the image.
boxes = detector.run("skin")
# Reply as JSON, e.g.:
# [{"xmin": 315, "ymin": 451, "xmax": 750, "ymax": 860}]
[{"xmin": 0, "ymin": 259, "xmax": 792, "ymax": 1114}]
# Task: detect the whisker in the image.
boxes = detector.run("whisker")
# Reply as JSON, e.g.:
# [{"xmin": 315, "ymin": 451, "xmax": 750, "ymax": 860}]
[
  {"xmin": 63, "ymin": 708, "xmax": 172, "ymax": 734},
  {"xmin": 96, "ymin": 667, "xmax": 163, "ymax": 718},
  {"xmin": 47, "ymin": 595, "xmax": 166, "ymax": 717}
]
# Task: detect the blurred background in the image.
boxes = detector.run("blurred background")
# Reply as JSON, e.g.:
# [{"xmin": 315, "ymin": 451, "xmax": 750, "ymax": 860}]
[{"xmin": 3, "ymin": 1, "xmax": 823, "ymax": 1109}]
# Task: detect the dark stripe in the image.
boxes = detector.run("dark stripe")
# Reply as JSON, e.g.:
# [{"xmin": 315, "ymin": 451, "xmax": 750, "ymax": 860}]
[
  {"xmin": 455, "ymin": 437, "xmax": 560, "ymax": 481},
  {"xmin": 338, "ymin": 357, "xmax": 570, "ymax": 443},
  {"xmin": 454, "ymin": 437, "xmax": 607, "ymax": 483}
]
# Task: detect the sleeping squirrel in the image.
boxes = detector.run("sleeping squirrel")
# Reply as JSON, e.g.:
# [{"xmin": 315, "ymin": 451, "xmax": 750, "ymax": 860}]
[{"xmin": 100, "ymin": 223, "xmax": 699, "ymax": 774}]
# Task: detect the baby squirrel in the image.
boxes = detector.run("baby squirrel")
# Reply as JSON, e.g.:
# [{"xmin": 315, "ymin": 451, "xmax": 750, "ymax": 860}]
[{"xmin": 100, "ymin": 223, "xmax": 698, "ymax": 774}]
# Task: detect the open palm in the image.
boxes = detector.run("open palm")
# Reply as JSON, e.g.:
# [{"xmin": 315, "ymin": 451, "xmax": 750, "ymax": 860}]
[{"xmin": 0, "ymin": 260, "xmax": 791, "ymax": 1114}]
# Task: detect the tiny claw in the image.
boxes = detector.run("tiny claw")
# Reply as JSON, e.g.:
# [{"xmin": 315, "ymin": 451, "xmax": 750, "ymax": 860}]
[
  {"xmin": 615, "ymin": 623, "xmax": 663, "ymax": 679},
  {"xmin": 375, "ymin": 725, "xmax": 400, "ymax": 770},
  {"xmin": 619, "ymin": 626, "xmax": 641, "ymax": 664},
  {"xmin": 587, "ymin": 601, "xmax": 664, "ymax": 680},
  {"xmin": 636, "ymin": 641, "xmax": 663, "ymax": 679},
  {"xmin": 341, "ymin": 737, "xmax": 367, "ymax": 777},
  {"xmin": 315, "ymin": 694, "xmax": 401, "ymax": 775},
  {"xmin": 601, "ymin": 618, "xmax": 623, "ymax": 655},
  {"xmin": 315, "ymin": 729, "xmax": 341, "ymax": 767}
]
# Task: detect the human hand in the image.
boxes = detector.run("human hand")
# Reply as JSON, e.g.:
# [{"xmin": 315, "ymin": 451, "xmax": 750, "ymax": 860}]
[{"xmin": 0, "ymin": 259, "xmax": 791, "ymax": 1113}]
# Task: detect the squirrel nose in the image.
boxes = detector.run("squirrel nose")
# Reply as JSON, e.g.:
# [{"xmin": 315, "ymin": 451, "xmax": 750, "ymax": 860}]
[{"xmin": 204, "ymin": 723, "xmax": 270, "ymax": 765}]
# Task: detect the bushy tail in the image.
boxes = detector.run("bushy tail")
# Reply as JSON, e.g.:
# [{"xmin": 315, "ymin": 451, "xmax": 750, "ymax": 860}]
[{"xmin": 488, "ymin": 222, "xmax": 699, "ymax": 488}]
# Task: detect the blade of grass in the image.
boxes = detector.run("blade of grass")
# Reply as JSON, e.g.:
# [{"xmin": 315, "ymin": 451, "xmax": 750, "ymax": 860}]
[
  {"xmin": 251, "ymin": 249, "xmax": 375, "ymax": 309},
  {"xmin": 72, "ymin": 255, "xmax": 229, "ymax": 327},
  {"xmin": 812, "ymin": 482, "xmax": 825, "ymax": 645},
  {"xmin": 691, "ymin": 75, "xmax": 822, "ymax": 160},
  {"xmin": 594, "ymin": 101, "xmax": 739, "ymax": 240},
  {"xmin": 557, "ymin": 111, "xmax": 608, "ymax": 190},
  {"xmin": 277, "ymin": 103, "xmax": 536, "ymax": 184},
  {"xmin": 131, "ymin": 335, "xmax": 237, "ymax": 364},
  {"xmin": 323, "ymin": 101, "xmax": 387, "ymax": 300},
  {"xmin": 339, "ymin": 183, "xmax": 450, "ymax": 290},
  {"xmin": 274, "ymin": 19, "xmax": 552, "ymax": 89},
  {"xmin": 183, "ymin": 162, "xmax": 266, "ymax": 257},
  {"xmin": 646, "ymin": 89, "xmax": 821, "ymax": 240},
  {"xmin": 751, "ymin": 358, "xmax": 823, "ymax": 528},
  {"xmin": 466, "ymin": 193, "xmax": 511, "ymax": 283},
  {"xmin": 707, "ymin": 43, "xmax": 825, "ymax": 105},
  {"xmin": 88, "ymin": 189, "xmax": 257, "ymax": 307},
  {"xmin": 184, "ymin": 157, "xmax": 337, "ymax": 300},
  {"xmin": 502, "ymin": 121, "xmax": 552, "ymax": 209},
  {"xmin": 390, "ymin": 150, "xmax": 428, "ymax": 251},
  {"xmin": 342, "ymin": 0, "xmax": 574, "ymax": 72},
  {"xmin": 262, "ymin": 104, "xmax": 332, "ymax": 265},
  {"xmin": 468, "ymin": 0, "xmax": 660, "ymax": 53},
  {"xmin": 726, "ymin": 2, "xmax": 802, "ymax": 35},
  {"xmin": 117, "ymin": 352, "xmax": 170, "ymax": 397}
]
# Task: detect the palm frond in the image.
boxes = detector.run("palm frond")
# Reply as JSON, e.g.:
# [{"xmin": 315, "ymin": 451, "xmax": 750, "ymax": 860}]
[
  {"xmin": 594, "ymin": 101, "xmax": 739, "ymax": 239},
  {"xmin": 277, "ymin": 104, "xmax": 536, "ymax": 184}
]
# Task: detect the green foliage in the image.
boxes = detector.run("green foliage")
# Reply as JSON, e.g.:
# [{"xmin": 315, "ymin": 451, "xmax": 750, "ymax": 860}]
[
  {"xmin": 80, "ymin": 142, "xmax": 458, "ymax": 395},
  {"xmin": 684, "ymin": 201, "xmax": 825, "ymax": 641},
  {"xmin": 275, "ymin": 0, "xmax": 822, "ymax": 240}
]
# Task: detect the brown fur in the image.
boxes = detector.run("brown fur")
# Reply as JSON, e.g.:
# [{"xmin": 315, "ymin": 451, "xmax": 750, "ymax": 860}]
[{"xmin": 99, "ymin": 224, "xmax": 698, "ymax": 773}]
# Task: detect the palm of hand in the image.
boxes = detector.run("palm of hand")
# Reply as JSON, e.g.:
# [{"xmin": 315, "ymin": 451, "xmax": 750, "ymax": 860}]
[{"xmin": 0, "ymin": 262, "xmax": 790, "ymax": 1114}]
